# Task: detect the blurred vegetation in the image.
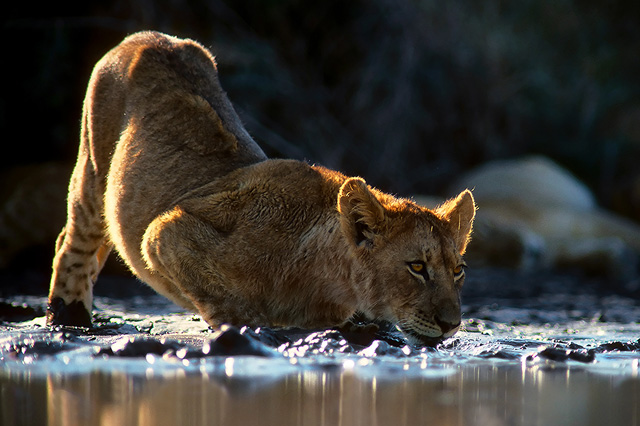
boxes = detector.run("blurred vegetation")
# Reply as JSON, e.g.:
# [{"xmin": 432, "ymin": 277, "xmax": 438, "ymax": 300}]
[{"xmin": 3, "ymin": 0, "xmax": 640, "ymax": 219}]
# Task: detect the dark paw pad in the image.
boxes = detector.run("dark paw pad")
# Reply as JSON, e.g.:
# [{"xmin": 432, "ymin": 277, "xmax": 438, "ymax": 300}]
[{"xmin": 46, "ymin": 297, "xmax": 92, "ymax": 328}]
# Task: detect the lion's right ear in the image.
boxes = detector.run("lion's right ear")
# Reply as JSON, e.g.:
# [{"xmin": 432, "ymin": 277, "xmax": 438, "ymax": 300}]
[
  {"xmin": 434, "ymin": 189, "xmax": 476, "ymax": 255},
  {"xmin": 337, "ymin": 178, "xmax": 386, "ymax": 249}
]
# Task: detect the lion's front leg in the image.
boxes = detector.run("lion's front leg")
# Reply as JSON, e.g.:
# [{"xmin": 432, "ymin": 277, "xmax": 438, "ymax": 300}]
[{"xmin": 141, "ymin": 205, "xmax": 267, "ymax": 328}]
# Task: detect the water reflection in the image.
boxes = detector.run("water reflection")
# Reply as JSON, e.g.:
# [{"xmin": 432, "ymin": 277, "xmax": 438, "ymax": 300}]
[{"xmin": 2, "ymin": 361, "xmax": 638, "ymax": 426}]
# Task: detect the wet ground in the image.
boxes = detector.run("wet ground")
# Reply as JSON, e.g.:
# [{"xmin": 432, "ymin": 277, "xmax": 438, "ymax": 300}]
[{"xmin": 1, "ymin": 268, "xmax": 639, "ymax": 425}]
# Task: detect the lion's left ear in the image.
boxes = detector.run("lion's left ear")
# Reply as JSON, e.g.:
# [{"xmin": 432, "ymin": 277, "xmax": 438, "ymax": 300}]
[
  {"xmin": 337, "ymin": 178, "xmax": 387, "ymax": 249},
  {"xmin": 435, "ymin": 190, "xmax": 476, "ymax": 254}
]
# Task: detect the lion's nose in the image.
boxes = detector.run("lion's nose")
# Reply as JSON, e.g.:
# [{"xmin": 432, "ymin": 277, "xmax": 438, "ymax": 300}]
[
  {"xmin": 434, "ymin": 299, "xmax": 461, "ymax": 335},
  {"xmin": 434, "ymin": 316, "xmax": 460, "ymax": 334}
]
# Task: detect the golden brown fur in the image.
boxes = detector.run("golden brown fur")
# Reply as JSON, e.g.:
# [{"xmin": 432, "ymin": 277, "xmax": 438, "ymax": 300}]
[{"xmin": 47, "ymin": 31, "xmax": 475, "ymax": 345}]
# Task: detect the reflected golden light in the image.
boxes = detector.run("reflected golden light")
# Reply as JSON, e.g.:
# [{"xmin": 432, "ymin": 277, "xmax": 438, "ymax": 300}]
[
  {"xmin": 224, "ymin": 357, "xmax": 234, "ymax": 377},
  {"xmin": 1, "ymin": 358, "xmax": 638, "ymax": 426}
]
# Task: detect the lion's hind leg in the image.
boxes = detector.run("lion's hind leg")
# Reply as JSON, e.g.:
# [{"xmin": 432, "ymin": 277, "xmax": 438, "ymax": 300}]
[
  {"xmin": 141, "ymin": 205, "xmax": 266, "ymax": 328},
  {"xmin": 46, "ymin": 154, "xmax": 111, "ymax": 327}
]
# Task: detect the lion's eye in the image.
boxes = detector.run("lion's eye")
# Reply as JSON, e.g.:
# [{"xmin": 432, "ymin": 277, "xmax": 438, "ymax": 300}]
[
  {"xmin": 453, "ymin": 264, "xmax": 466, "ymax": 278},
  {"xmin": 409, "ymin": 262, "xmax": 424, "ymax": 273},
  {"xmin": 408, "ymin": 262, "xmax": 429, "ymax": 280}
]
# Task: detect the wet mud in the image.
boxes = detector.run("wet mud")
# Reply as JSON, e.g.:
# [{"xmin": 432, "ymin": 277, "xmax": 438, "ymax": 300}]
[{"xmin": 1, "ymin": 268, "xmax": 639, "ymax": 425}]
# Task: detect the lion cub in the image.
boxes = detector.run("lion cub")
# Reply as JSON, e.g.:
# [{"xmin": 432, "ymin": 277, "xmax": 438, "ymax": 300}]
[{"xmin": 47, "ymin": 31, "xmax": 475, "ymax": 345}]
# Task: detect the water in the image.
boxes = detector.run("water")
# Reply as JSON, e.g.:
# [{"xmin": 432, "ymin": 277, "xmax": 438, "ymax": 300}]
[{"xmin": 3, "ymin": 358, "xmax": 638, "ymax": 426}]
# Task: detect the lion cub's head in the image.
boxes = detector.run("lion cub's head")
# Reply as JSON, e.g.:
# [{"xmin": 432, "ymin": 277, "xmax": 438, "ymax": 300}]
[{"xmin": 337, "ymin": 178, "xmax": 475, "ymax": 346}]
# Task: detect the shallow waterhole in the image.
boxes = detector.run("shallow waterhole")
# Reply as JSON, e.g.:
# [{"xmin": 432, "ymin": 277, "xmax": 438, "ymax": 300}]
[{"xmin": 1, "ymin": 270, "xmax": 639, "ymax": 425}]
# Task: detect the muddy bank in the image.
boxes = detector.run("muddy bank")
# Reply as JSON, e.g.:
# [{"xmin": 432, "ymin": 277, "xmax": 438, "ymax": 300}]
[
  {"xmin": 2, "ymin": 267, "xmax": 640, "ymax": 368},
  {"xmin": 1, "ymin": 267, "xmax": 639, "ymax": 425}
]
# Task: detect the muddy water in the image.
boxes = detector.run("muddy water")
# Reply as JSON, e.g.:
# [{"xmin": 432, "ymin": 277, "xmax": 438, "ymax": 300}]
[{"xmin": 1, "ymin": 270, "xmax": 640, "ymax": 426}]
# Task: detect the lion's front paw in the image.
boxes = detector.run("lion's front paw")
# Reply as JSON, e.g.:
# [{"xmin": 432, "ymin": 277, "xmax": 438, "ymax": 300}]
[
  {"xmin": 335, "ymin": 318, "xmax": 380, "ymax": 346},
  {"xmin": 339, "ymin": 320, "xmax": 380, "ymax": 334}
]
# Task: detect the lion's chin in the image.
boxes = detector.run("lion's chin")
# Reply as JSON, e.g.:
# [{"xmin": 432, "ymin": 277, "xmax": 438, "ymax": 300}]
[{"xmin": 398, "ymin": 327, "xmax": 448, "ymax": 347}]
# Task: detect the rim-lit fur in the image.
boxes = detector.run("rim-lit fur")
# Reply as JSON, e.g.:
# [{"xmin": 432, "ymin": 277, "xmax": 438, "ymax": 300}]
[{"xmin": 47, "ymin": 31, "xmax": 475, "ymax": 344}]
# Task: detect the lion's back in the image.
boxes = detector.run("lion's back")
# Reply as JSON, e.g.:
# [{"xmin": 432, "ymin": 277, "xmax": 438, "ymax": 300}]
[{"xmin": 89, "ymin": 31, "xmax": 266, "ymax": 272}]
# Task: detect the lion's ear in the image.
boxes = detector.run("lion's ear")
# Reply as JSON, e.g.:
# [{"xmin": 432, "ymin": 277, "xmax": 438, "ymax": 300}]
[
  {"xmin": 435, "ymin": 190, "xmax": 476, "ymax": 254},
  {"xmin": 338, "ymin": 178, "xmax": 387, "ymax": 249}
]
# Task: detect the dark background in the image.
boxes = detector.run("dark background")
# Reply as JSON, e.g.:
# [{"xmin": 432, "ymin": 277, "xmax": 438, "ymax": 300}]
[{"xmin": 2, "ymin": 0, "xmax": 640, "ymax": 284}]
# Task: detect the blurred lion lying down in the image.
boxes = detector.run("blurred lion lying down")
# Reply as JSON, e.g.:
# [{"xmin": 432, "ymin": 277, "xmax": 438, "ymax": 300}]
[{"xmin": 418, "ymin": 156, "xmax": 640, "ymax": 280}]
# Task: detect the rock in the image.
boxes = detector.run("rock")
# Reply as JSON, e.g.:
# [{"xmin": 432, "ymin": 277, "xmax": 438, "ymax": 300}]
[{"xmin": 203, "ymin": 324, "xmax": 275, "ymax": 357}]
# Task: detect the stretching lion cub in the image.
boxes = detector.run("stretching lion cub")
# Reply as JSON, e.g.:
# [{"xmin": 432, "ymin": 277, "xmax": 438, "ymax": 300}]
[{"xmin": 47, "ymin": 31, "xmax": 475, "ymax": 345}]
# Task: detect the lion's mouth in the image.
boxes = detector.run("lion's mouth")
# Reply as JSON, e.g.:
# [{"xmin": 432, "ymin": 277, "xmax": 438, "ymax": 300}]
[
  {"xmin": 394, "ymin": 311, "xmax": 461, "ymax": 347},
  {"xmin": 397, "ymin": 326, "xmax": 446, "ymax": 347}
]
